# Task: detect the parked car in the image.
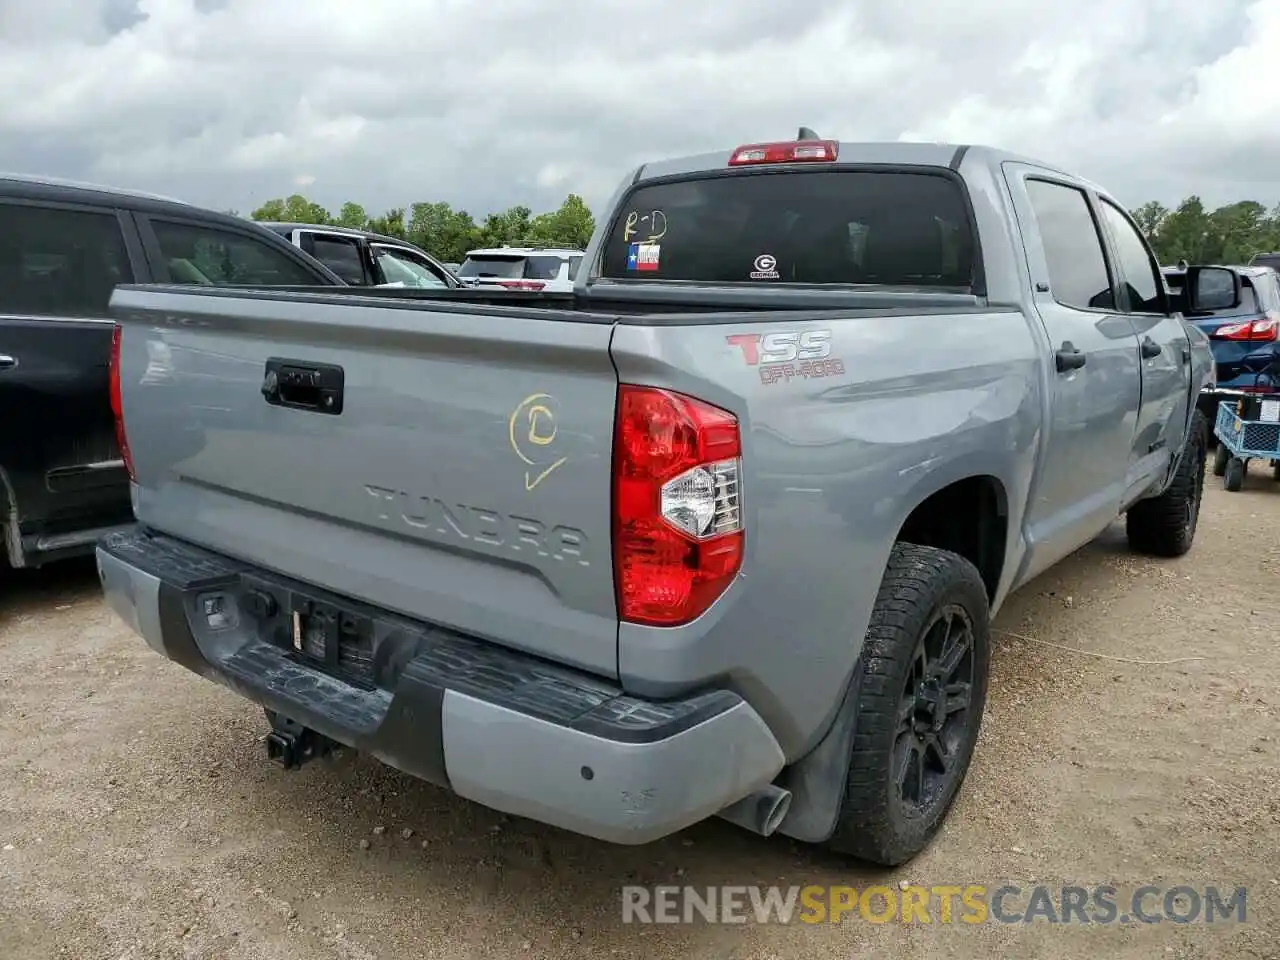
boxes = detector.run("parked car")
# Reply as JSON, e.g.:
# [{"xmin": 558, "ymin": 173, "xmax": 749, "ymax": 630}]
[
  {"xmin": 456, "ymin": 246, "xmax": 583, "ymax": 292},
  {"xmin": 100, "ymin": 136, "xmax": 1213, "ymax": 867},
  {"xmin": 1248, "ymin": 252, "xmax": 1280, "ymax": 273},
  {"xmin": 259, "ymin": 223, "xmax": 462, "ymax": 289},
  {"xmin": 1163, "ymin": 264, "xmax": 1280, "ymax": 441},
  {"xmin": 0, "ymin": 173, "xmax": 341, "ymax": 574}
]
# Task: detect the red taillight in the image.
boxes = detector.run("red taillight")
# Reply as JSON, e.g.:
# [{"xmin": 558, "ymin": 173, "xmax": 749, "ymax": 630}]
[
  {"xmin": 498, "ymin": 280, "xmax": 546, "ymax": 291},
  {"xmin": 728, "ymin": 140, "xmax": 839, "ymax": 166},
  {"xmin": 612, "ymin": 385, "xmax": 743, "ymax": 626},
  {"xmin": 109, "ymin": 324, "xmax": 135, "ymax": 482},
  {"xmin": 1214, "ymin": 315, "xmax": 1280, "ymax": 341}
]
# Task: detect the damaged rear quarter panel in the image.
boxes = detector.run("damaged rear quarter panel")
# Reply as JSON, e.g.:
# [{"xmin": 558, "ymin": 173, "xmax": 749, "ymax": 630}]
[{"xmin": 609, "ymin": 310, "xmax": 1042, "ymax": 759}]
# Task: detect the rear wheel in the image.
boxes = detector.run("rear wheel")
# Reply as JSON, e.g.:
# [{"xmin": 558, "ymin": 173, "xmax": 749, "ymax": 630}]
[
  {"xmin": 823, "ymin": 543, "xmax": 990, "ymax": 866},
  {"xmin": 1225, "ymin": 457, "xmax": 1245, "ymax": 492},
  {"xmin": 1213, "ymin": 443, "xmax": 1230, "ymax": 477},
  {"xmin": 1126, "ymin": 409, "xmax": 1207, "ymax": 557},
  {"xmin": 1272, "ymin": 460, "xmax": 1280, "ymax": 481}
]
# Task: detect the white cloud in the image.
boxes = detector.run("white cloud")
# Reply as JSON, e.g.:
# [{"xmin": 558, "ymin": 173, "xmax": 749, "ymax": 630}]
[{"xmin": 0, "ymin": 0, "xmax": 1274, "ymax": 218}]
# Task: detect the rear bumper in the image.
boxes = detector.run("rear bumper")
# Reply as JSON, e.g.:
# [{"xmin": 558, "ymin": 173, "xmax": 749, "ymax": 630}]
[{"xmin": 96, "ymin": 529, "xmax": 784, "ymax": 845}]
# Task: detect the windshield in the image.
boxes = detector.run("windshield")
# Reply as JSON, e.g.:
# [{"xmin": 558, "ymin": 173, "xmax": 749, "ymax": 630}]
[
  {"xmin": 374, "ymin": 246, "xmax": 449, "ymax": 287},
  {"xmin": 600, "ymin": 169, "xmax": 976, "ymax": 288}
]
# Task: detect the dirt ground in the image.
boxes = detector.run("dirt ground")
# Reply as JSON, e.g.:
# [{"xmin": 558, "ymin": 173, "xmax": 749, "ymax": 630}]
[{"xmin": 2, "ymin": 468, "xmax": 1278, "ymax": 960}]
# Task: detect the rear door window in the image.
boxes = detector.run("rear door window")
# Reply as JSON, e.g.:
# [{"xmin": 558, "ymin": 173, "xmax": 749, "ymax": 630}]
[
  {"xmin": 599, "ymin": 170, "xmax": 977, "ymax": 288},
  {"xmin": 311, "ymin": 234, "xmax": 368, "ymax": 284},
  {"xmin": 0, "ymin": 202, "xmax": 134, "ymax": 318},
  {"xmin": 1024, "ymin": 179, "xmax": 1115, "ymax": 311},
  {"xmin": 149, "ymin": 219, "xmax": 321, "ymax": 285}
]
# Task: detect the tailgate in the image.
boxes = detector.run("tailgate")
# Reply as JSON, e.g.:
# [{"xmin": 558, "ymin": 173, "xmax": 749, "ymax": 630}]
[{"xmin": 110, "ymin": 288, "xmax": 620, "ymax": 677}]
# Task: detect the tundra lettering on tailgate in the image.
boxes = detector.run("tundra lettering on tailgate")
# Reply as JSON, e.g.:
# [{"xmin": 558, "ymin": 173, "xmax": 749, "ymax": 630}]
[
  {"xmin": 726, "ymin": 330, "xmax": 846, "ymax": 385},
  {"xmin": 363, "ymin": 485, "xmax": 589, "ymax": 566}
]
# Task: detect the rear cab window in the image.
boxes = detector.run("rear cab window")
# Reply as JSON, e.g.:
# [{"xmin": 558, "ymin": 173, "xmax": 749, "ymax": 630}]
[
  {"xmin": 599, "ymin": 170, "xmax": 977, "ymax": 288},
  {"xmin": 0, "ymin": 203, "xmax": 134, "ymax": 317}
]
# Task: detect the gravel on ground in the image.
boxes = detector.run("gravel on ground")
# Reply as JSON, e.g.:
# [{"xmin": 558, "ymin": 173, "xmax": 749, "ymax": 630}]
[{"xmin": 1, "ymin": 472, "xmax": 1277, "ymax": 959}]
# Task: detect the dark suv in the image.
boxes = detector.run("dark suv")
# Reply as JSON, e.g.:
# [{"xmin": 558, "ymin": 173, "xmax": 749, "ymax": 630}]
[{"xmin": 0, "ymin": 173, "xmax": 341, "ymax": 572}]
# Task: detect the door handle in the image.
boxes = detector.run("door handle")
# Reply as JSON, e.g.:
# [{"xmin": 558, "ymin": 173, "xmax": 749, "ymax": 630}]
[
  {"xmin": 261, "ymin": 357, "xmax": 344, "ymax": 414},
  {"xmin": 1140, "ymin": 337, "xmax": 1162, "ymax": 360},
  {"xmin": 0, "ymin": 354, "xmax": 15, "ymax": 370},
  {"xmin": 1181, "ymin": 346, "xmax": 1191, "ymax": 366},
  {"xmin": 1055, "ymin": 342, "xmax": 1086, "ymax": 373}
]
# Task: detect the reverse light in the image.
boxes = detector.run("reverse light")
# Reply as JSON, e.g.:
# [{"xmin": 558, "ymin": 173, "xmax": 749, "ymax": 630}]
[
  {"xmin": 612, "ymin": 385, "xmax": 743, "ymax": 626},
  {"xmin": 1213, "ymin": 315, "xmax": 1280, "ymax": 341},
  {"xmin": 728, "ymin": 140, "xmax": 839, "ymax": 166},
  {"xmin": 109, "ymin": 324, "xmax": 135, "ymax": 482}
]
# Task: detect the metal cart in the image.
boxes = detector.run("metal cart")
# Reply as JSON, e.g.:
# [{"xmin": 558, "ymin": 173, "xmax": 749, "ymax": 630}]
[{"xmin": 1212, "ymin": 395, "xmax": 1280, "ymax": 491}]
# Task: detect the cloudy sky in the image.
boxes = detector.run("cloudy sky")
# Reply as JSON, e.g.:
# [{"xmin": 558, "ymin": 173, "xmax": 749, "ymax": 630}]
[{"xmin": 1, "ymin": 0, "xmax": 1277, "ymax": 221}]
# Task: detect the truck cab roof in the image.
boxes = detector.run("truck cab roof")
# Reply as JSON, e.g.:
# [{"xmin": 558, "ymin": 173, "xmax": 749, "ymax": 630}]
[{"xmin": 630, "ymin": 140, "xmax": 1095, "ymax": 188}]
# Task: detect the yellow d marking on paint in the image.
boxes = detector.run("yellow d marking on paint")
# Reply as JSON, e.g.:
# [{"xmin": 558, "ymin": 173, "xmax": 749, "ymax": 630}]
[{"xmin": 509, "ymin": 393, "xmax": 567, "ymax": 491}]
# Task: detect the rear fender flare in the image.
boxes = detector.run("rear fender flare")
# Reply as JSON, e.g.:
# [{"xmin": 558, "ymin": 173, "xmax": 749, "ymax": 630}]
[{"xmin": 776, "ymin": 457, "xmax": 1021, "ymax": 844}]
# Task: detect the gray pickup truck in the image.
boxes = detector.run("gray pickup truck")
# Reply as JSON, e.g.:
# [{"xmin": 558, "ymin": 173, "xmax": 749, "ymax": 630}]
[{"xmin": 98, "ymin": 135, "xmax": 1224, "ymax": 866}]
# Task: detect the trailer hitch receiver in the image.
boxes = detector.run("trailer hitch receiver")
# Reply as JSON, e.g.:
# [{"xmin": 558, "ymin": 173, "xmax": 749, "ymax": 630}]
[{"xmin": 264, "ymin": 711, "xmax": 336, "ymax": 770}]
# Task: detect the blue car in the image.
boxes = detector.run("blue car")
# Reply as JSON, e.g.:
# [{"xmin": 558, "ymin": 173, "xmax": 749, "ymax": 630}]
[{"xmin": 1165, "ymin": 264, "xmax": 1280, "ymax": 442}]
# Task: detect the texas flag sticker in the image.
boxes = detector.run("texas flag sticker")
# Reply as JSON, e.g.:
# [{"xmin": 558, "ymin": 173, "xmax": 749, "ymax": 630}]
[{"xmin": 627, "ymin": 242, "xmax": 660, "ymax": 272}]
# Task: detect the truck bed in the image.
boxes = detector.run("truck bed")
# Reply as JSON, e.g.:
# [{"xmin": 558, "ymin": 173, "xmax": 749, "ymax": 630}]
[{"xmin": 109, "ymin": 281, "xmax": 1031, "ymax": 722}]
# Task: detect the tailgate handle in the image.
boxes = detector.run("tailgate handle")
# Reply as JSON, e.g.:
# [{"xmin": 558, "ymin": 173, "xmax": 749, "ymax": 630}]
[{"xmin": 262, "ymin": 358, "xmax": 344, "ymax": 415}]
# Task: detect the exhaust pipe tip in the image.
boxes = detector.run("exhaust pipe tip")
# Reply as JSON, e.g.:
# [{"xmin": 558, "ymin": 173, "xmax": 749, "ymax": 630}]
[{"xmin": 716, "ymin": 784, "xmax": 792, "ymax": 838}]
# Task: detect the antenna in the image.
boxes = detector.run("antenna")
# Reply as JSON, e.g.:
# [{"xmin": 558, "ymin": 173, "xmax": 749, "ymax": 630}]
[{"xmin": 797, "ymin": 126, "xmax": 820, "ymax": 141}]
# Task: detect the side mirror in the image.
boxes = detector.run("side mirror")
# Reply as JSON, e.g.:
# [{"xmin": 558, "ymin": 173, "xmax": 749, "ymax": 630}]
[{"xmin": 1186, "ymin": 266, "xmax": 1240, "ymax": 312}]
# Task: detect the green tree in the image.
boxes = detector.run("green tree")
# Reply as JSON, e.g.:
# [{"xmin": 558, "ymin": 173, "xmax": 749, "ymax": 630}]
[
  {"xmin": 250, "ymin": 194, "xmax": 330, "ymax": 224},
  {"xmin": 242, "ymin": 191, "xmax": 598, "ymax": 261},
  {"xmin": 476, "ymin": 205, "xmax": 533, "ymax": 248},
  {"xmin": 1133, "ymin": 196, "xmax": 1280, "ymax": 265},
  {"xmin": 336, "ymin": 202, "xmax": 369, "ymax": 229},
  {"xmin": 1131, "ymin": 201, "xmax": 1168, "ymax": 245},
  {"xmin": 365, "ymin": 207, "xmax": 407, "ymax": 238},
  {"xmin": 406, "ymin": 202, "xmax": 481, "ymax": 263},
  {"xmin": 526, "ymin": 193, "xmax": 595, "ymax": 249}
]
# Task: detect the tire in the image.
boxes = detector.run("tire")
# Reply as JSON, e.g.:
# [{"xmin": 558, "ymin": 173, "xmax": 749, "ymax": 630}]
[
  {"xmin": 1126, "ymin": 409, "xmax": 1207, "ymax": 557},
  {"xmin": 1272, "ymin": 461, "xmax": 1280, "ymax": 481},
  {"xmin": 823, "ymin": 542, "xmax": 991, "ymax": 867},
  {"xmin": 1224, "ymin": 457, "xmax": 1245, "ymax": 492},
  {"xmin": 1212, "ymin": 443, "xmax": 1230, "ymax": 477}
]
